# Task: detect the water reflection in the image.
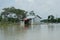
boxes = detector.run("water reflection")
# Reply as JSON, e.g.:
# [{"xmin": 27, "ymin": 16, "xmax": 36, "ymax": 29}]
[
  {"xmin": 47, "ymin": 23, "xmax": 54, "ymax": 32},
  {"xmin": 0, "ymin": 23, "xmax": 60, "ymax": 40},
  {"xmin": 0, "ymin": 24, "xmax": 28, "ymax": 40}
]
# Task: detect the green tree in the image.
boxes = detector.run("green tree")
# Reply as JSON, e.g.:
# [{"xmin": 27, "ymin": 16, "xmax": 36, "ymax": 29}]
[
  {"xmin": 0, "ymin": 16, "xmax": 2, "ymax": 21},
  {"xmin": 48, "ymin": 15, "xmax": 54, "ymax": 23},
  {"xmin": 2, "ymin": 7, "xmax": 27, "ymax": 19},
  {"xmin": 1, "ymin": 7, "xmax": 27, "ymax": 22}
]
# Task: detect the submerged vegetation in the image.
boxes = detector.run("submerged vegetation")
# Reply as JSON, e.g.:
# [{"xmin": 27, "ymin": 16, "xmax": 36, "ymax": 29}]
[
  {"xmin": 0, "ymin": 7, "xmax": 60, "ymax": 24},
  {"xmin": 0, "ymin": 7, "xmax": 27, "ymax": 23},
  {"xmin": 0, "ymin": 7, "xmax": 36, "ymax": 25},
  {"xmin": 41, "ymin": 15, "xmax": 60, "ymax": 23}
]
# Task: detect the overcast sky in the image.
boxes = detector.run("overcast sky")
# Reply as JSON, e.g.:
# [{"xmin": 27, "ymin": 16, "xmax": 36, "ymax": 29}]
[{"xmin": 0, "ymin": 0, "xmax": 60, "ymax": 19}]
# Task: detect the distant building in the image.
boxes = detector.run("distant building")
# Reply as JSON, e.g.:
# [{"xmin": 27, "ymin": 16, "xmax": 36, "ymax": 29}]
[{"xmin": 24, "ymin": 13, "xmax": 41, "ymax": 25}]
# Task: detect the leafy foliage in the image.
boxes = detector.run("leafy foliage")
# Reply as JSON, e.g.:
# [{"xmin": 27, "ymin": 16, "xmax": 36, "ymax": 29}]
[
  {"xmin": 2, "ymin": 7, "xmax": 27, "ymax": 18},
  {"xmin": 1, "ymin": 7, "xmax": 27, "ymax": 22},
  {"xmin": 48, "ymin": 15, "xmax": 54, "ymax": 23},
  {"xmin": 41, "ymin": 15, "xmax": 60, "ymax": 23}
]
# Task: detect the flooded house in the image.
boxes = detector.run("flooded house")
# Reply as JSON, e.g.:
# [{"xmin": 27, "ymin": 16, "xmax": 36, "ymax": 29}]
[
  {"xmin": 1, "ymin": 12, "xmax": 41, "ymax": 27},
  {"xmin": 24, "ymin": 15, "xmax": 41, "ymax": 25},
  {"xmin": 20, "ymin": 11, "xmax": 42, "ymax": 27},
  {"xmin": 23, "ymin": 11, "xmax": 41, "ymax": 25}
]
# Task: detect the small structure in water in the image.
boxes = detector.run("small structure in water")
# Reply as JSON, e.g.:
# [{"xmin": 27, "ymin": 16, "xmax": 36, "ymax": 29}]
[
  {"xmin": 24, "ymin": 15, "xmax": 41, "ymax": 25},
  {"xmin": 20, "ymin": 15, "xmax": 41, "ymax": 27},
  {"xmin": 20, "ymin": 11, "xmax": 41, "ymax": 27}
]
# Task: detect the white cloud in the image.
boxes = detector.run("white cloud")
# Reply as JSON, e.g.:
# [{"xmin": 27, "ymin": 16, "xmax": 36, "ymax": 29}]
[
  {"xmin": 15, "ymin": 0, "xmax": 20, "ymax": 2},
  {"xmin": 11, "ymin": 0, "xmax": 60, "ymax": 18},
  {"xmin": 27, "ymin": 0, "xmax": 34, "ymax": 3}
]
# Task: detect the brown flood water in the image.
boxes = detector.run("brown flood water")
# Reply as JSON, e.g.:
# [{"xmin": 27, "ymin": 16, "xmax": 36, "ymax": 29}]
[{"xmin": 0, "ymin": 23, "xmax": 60, "ymax": 40}]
